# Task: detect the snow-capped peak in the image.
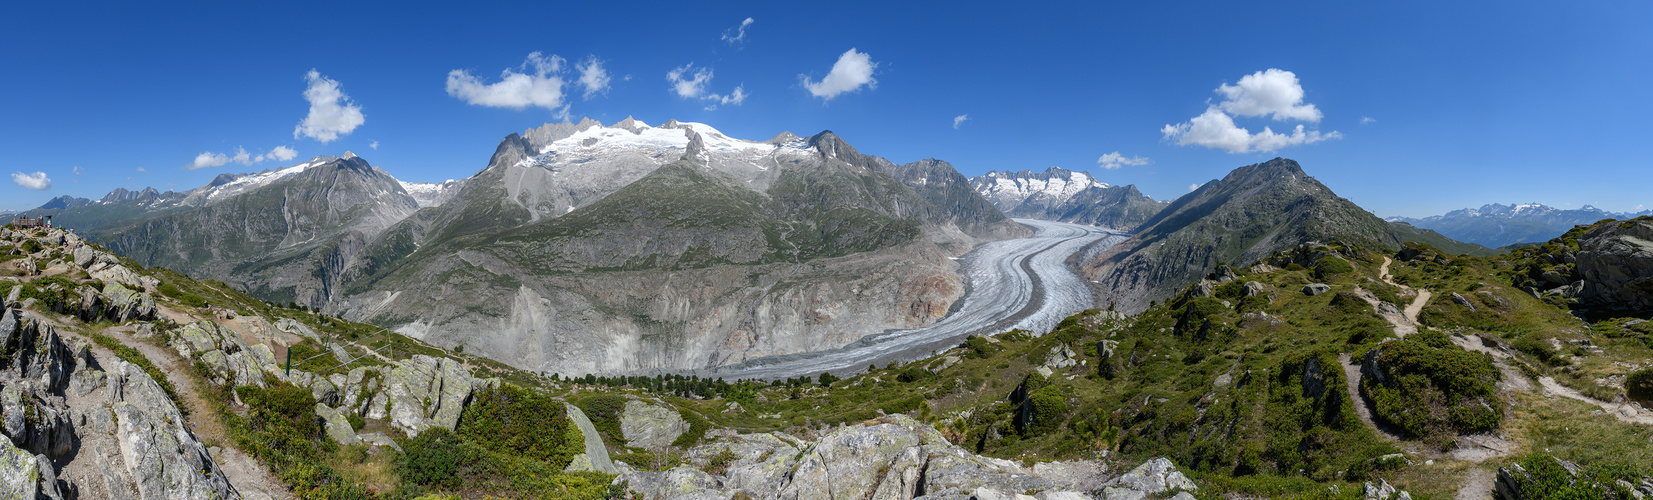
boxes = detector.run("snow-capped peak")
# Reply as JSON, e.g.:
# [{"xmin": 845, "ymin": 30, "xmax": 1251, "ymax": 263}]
[{"xmin": 204, "ymin": 156, "xmax": 334, "ymax": 201}]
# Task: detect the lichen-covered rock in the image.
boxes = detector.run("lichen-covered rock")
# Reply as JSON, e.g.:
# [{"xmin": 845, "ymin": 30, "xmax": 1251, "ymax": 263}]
[
  {"xmin": 617, "ymin": 467, "xmax": 724, "ymax": 500},
  {"xmin": 563, "ymin": 403, "xmax": 617, "ymax": 474},
  {"xmin": 0, "ymin": 383, "xmax": 76, "ymax": 460},
  {"xmin": 1100, "ymin": 458, "xmax": 1197, "ymax": 500},
  {"xmin": 1303, "ymin": 283, "xmax": 1332, "ymax": 296},
  {"xmin": 110, "ymin": 361, "xmax": 239, "ymax": 499},
  {"xmin": 273, "ymin": 318, "xmax": 320, "ymax": 342},
  {"xmin": 315, "ymin": 404, "xmax": 360, "ymax": 446},
  {"xmin": 358, "ymin": 432, "xmax": 400, "ymax": 452},
  {"xmin": 0, "ymin": 439, "xmax": 42, "ymax": 500},
  {"xmin": 620, "ymin": 400, "xmax": 688, "ymax": 450},
  {"xmin": 311, "ymin": 376, "xmax": 340, "ymax": 407},
  {"xmin": 91, "ymin": 264, "xmax": 145, "ymax": 291},
  {"xmin": 384, "ymin": 355, "xmax": 474, "ymax": 437},
  {"xmin": 5, "ymin": 316, "xmax": 75, "ymax": 393}
]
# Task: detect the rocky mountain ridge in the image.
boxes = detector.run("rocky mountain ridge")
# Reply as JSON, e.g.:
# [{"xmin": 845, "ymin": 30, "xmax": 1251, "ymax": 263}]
[
  {"xmin": 1079, "ymin": 158, "xmax": 1404, "ymax": 313},
  {"xmin": 333, "ymin": 119, "xmax": 1026, "ymax": 376}
]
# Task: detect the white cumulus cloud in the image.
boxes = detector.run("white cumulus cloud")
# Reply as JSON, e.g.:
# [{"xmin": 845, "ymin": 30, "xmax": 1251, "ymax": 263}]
[
  {"xmin": 722, "ymin": 17, "xmax": 754, "ymax": 44},
  {"xmin": 266, "ymin": 145, "xmax": 298, "ymax": 161},
  {"xmin": 1216, "ymin": 69, "xmax": 1322, "ymax": 122},
  {"xmin": 446, "ymin": 52, "xmax": 569, "ymax": 112},
  {"xmin": 953, "ymin": 114, "xmax": 969, "ymax": 129},
  {"xmin": 577, "ymin": 56, "xmax": 611, "ymax": 100},
  {"xmin": 293, "ymin": 70, "xmax": 365, "ymax": 143},
  {"xmin": 11, "ymin": 172, "xmax": 50, "ymax": 190},
  {"xmin": 1189, "ymin": 182, "xmax": 1202, "ymax": 192},
  {"xmin": 189, "ymin": 152, "xmax": 231, "ymax": 170},
  {"xmin": 800, "ymin": 48, "xmax": 877, "ymax": 101},
  {"xmin": 1161, "ymin": 69, "xmax": 1340, "ymax": 154},
  {"xmin": 1096, "ymin": 152, "xmax": 1150, "ymax": 169}
]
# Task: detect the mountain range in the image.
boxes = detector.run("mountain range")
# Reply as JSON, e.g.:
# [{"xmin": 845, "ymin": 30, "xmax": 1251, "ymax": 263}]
[
  {"xmin": 967, "ymin": 167, "xmax": 1167, "ymax": 231},
  {"xmin": 1390, "ymin": 202, "xmax": 1653, "ymax": 248},
  {"xmin": 27, "ymin": 118, "xmax": 1026, "ymax": 376}
]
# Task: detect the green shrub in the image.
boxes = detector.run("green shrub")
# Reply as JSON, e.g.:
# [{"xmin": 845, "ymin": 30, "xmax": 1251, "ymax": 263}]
[
  {"xmin": 1313, "ymin": 256, "xmax": 1354, "ymax": 280},
  {"xmin": 20, "ymin": 239, "xmax": 41, "ymax": 253},
  {"xmin": 577, "ymin": 394, "xmax": 628, "ymax": 441},
  {"xmin": 817, "ymin": 372, "xmax": 840, "ymax": 387},
  {"xmin": 399, "ymin": 427, "xmax": 469, "ymax": 489},
  {"xmin": 1512, "ymin": 336, "xmax": 1566, "ymax": 366},
  {"xmin": 672, "ymin": 409, "xmax": 710, "ymax": 448},
  {"xmin": 1627, "ymin": 367, "xmax": 1653, "ymax": 404},
  {"xmin": 896, "ymin": 366, "xmax": 931, "ymax": 383},
  {"xmin": 457, "ymin": 384, "xmax": 581, "ymax": 467},
  {"xmin": 1362, "ymin": 331, "xmax": 1502, "ymax": 437},
  {"xmin": 1028, "ymin": 385, "xmax": 1066, "ymax": 430}
]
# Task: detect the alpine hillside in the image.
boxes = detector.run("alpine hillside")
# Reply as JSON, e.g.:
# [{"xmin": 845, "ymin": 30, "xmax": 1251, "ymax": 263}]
[{"xmin": 1078, "ymin": 158, "xmax": 1408, "ymax": 313}]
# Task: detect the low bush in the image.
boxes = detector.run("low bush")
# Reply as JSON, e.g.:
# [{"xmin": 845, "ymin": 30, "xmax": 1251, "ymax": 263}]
[
  {"xmin": 457, "ymin": 384, "xmax": 581, "ymax": 467},
  {"xmin": 1362, "ymin": 331, "xmax": 1502, "ymax": 437},
  {"xmin": 1313, "ymin": 256, "xmax": 1354, "ymax": 280},
  {"xmin": 1627, "ymin": 367, "xmax": 1653, "ymax": 404}
]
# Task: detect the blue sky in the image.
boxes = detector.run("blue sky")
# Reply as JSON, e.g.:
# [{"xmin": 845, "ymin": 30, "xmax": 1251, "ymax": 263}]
[{"xmin": 3, "ymin": 2, "xmax": 1649, "ymax": 218}]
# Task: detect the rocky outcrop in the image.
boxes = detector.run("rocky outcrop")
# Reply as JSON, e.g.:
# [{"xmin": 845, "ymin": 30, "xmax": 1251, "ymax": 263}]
[
  {"xmin": 0, "ymin": 309, "xmax": 240, "ymax": 499},
  {"xmin": 315, "ymin": 403, "xmax": 360, "ymax": 446},
  {"xmin": 616, "ymin": 414, "xmax": 1131, "ymax": 500},
  {"xmin": 564, "ymin": 403, "xmax": 618, "ymax": 474},
  {"xmin": 1098, "ymin": 458, "xmax": 1197, "ymax": 500},
  {"xmin": 384, "ymin": 355, "xmax": 476, "ymax": 437},
  {"xmin": 1576, "ymin": 219, "xmax": 1653, "ymax": 313},
  {"xmin": 620, "ymin": 400, "xmax": 688, "ymax": 450},
  {"xmin": 167, "ymin": 322, "xmax": 265, "ymax": 388}
]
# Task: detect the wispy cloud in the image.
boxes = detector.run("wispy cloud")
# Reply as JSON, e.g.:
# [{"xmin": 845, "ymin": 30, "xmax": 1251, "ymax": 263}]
[
  {"xmin": 721, "ymin": 17, "xmax": 754, "ymax": 44},
  {"xmin": 801, "ymin": 48, "xmax": 878, "ymax": 101},
  {"xmin": 294, "ymin": 70, "xmax": 365, "ymax": 143},
  {"xmin": 953, "ymin": 114, "xmax": 969, "ymax": 129},
  {"xmin": 136, "ymin": 167, "xmax": 146, "ymax": 173},
  {"xmin": 577, "ymin": 56, "xmax": 611, "ymax": 99},
  {"xmin": 669, "ymin": 64, "xmax": 747, "ymax": 110},
  {"xmin": 12, "ymin": 171, "xmax": 51, "ymax": 190},
  {"xmin": 1096, "ymin": 152, "xmax": 1149, "ymax": 169},
  {"xmin": 188, "ymin": 145, "xmax": 298, "ymax": 170},
  {"xmin": 1161, "ymin": 69, "xmax": 1339, "ymax": 153},
  {"xmin": 72, "ymin": 166, "xmax": 83, "ymax": 176},
  {"xmin": 1189, "ymin": 182, "xmax": 1202, "ymax": 192},
  {"xmin": 1360, "ymin": 116, "xmax": 1377, "ymax": 124},
  {"xmin": 369, "ymin": 141, "xmax": 379, "ymax": 150}
]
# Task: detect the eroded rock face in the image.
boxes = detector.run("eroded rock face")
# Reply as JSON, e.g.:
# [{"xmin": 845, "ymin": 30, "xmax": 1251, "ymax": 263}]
[
  {"xmin": 1576, "ymin": 219, "xmax": 1653, "ymax": 312},
  {"xmin": 384, "ymin": 355, "xmax": 475, "ymax": 437},
  {"xmin": 0, "ymin": 310, "xmax": 239, "ymax": 499},
  {"xmin": 617, "ymin": 414, "xmax": 1121, "ymax": 500},
  {"xmin": 620, "ymin": 400, "xmax": 688, "ymax": 450}
]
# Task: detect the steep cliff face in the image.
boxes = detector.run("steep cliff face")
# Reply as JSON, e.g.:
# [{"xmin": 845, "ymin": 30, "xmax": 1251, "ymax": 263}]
[
  {"xmin": 336, "ymin": 120, "xmax": 1018, "ymax": 376},
  {"xmin": 1079, "ymin": 158, "xmax": 1401, "ymax": 313}
]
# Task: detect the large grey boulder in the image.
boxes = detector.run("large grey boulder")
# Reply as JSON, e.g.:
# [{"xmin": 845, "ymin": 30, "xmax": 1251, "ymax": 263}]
[
  {"xmin": 620, "ymin": 400, "xmax": 688, "ymax": 450},
  {"xmin": 1, "ymin": 382, "xmax": 77, "ymax": 460},
  {"xmin": 1577, "ymin": 219, "xmax": 1653, "ymax": 312},
  {"xmin": 383, "ymin": 355, "xmax": 474, "ymax": 437},
  {"xmin": 1099, "ymin": 458, "xmax": 1197, "ymax": 499},
  {"xmin": 110, "ymin": 361, "xmax": 240, "ymax": 499},
  {"xmin": 315, "ymin": 404, "xmax": 360, "ymax": 446},
  {"xmin": 101, "ymin": 282, "xmax": 156, "ymax": 322},
  {"xmin": 563, "ymin": 403, "xmax": 618, "ymax": 474},
  {"xmin": 1303, "ymin": 283, "xmax": 1332, "ymax": 296},
  {"xmin": 4, "ymin": 315, "xmax": 75, "ymax": 393},
  {"xmin": 273, "ymin": 318, "xmax": 321, "ymax": 342},
  {"xmin": 90, "ymin": 264, "xmax": 145, "ymax": 291}
]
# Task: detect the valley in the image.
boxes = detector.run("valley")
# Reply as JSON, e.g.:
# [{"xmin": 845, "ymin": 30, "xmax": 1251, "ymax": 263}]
[{"xmin": 706, "ymin": 218, "xmax": 1126, "ymax": 379}]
